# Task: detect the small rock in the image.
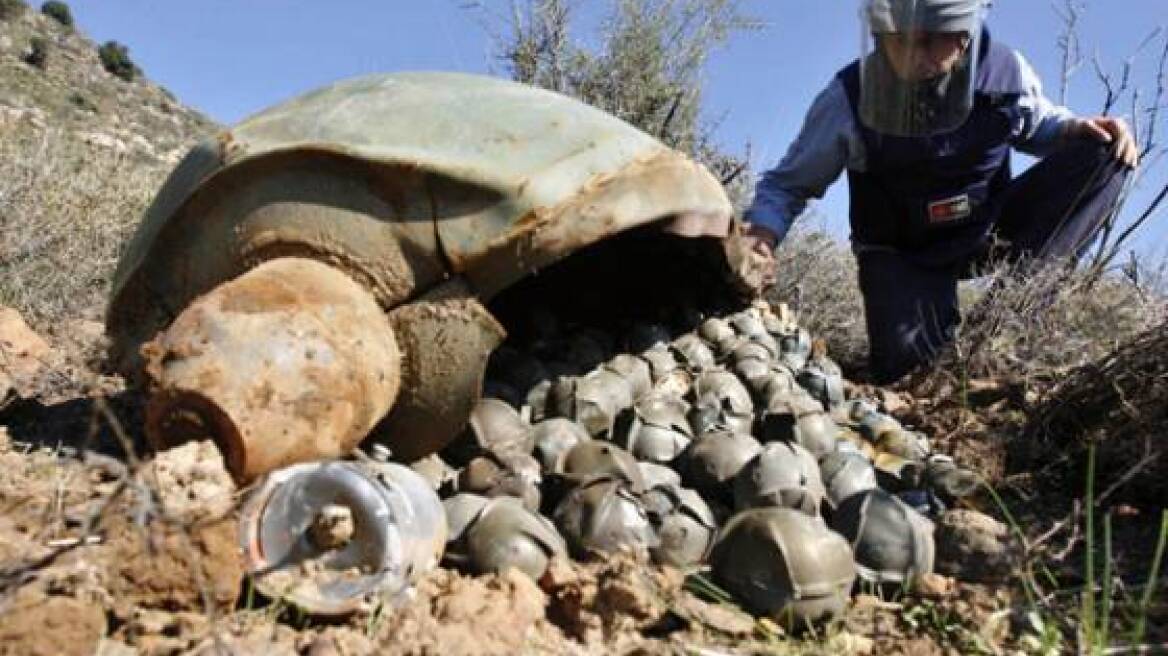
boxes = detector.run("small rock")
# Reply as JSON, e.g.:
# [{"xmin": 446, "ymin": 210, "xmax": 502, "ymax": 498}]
[
  {"xmin": 935, "ymin": 509, "xmax": 1015, "ymax": 583},
  {"xmin": 825, "ymin": 630, "xmax": 875, "ymax": 655},
  {"xmin": 913, "ymin": 572, "xmax": 957, "ymax": 599},
  {"xmin": 877, "ymin": 388, "xmax": 909, "ymax": 415},
  {"xmin": 94, "ymin": 638, "xmax": 137, "ymax": 656},
  {"xmin": 144, "ymin": 440, "xmax": 236, "ymax": 521},
  {"xmin": 0, "ymin": 306, "xmax": 51, "ymax": 399}
]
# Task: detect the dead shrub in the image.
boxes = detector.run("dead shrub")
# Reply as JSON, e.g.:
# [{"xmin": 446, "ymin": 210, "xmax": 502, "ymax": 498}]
[
  {"xmin": 941, "ymin": 259, "xmax": 1167, "ymax": 386},
  {"xmin": 1029, "ymin": 320, "xmax": 1168, "ymax": 504}
]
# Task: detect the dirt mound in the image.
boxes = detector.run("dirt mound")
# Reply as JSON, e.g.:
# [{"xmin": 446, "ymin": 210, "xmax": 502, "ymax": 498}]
[
  {"xmin": 0, "ymin": 305, "xmax": 51, "ymax": 403},
  {"xmin": 0, "ymin": 591, "xmax": 106, "ymax": 656},
  {"xmin": 374, "ymin": 567, "xmax": 556, "ymax": 655}
]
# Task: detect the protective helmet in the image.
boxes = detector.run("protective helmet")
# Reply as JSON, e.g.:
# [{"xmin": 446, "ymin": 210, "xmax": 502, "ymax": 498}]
[
  {"xmin": 638, "ymin": 345, "xmax": 692, "ymax": 399},
  {"xmin": 602, "ymin": 354, "xmax": 653, "ymax": 401},
  {"xmin": 728, "ymin": 310, "xmax": 768, "ymax": 340},
  {"xmin": 613, "ymin": 395, "xmax": 694, "ymax": 464},
  {"xmin": 550, "ymin": 369, "xmax": 635, "ymax": 438},
  {"xmin": 697, "ymin": 317, "xmax": 739, "ymax": 355},
  {"xmin": 638, "ymin": 461, "xmax": 683, "ymax": 489},
  {"xmin": 797, "ymin": 343, "xmax": 846, "ymax": 409},
  {"xmin": 735, "ymin": 357, "xmax": 774, "ymax": 397},
  {"xmin": 531, "ymin": 417, "xmax": 590, "ymax": 473},
  {"xmin": 873, "ymin": 451, "xmax": 926, "ymax": 490},
  {"xmin": 759, "ymin": 396, "xmax": 843, "ymax": 460},
  {"xmin": 524, "ymin": 379, "xmax": 553, "ymax": 423},
  {"xmin": 732, "ymin": 340, "xmax": 775, "ymax": 367},
  {"xmin": 553, "ymin": 476, "xmax": 658, "ymax": 558},
  {"xmin": 443, "ymin": 398, "xmax": 534, "ymax": 466},
  {"xmin": 443, "ymin": 494, "xmax": 566, "ymax": 580},
  {"xmin": 833, "ymin": 398, "xmax": 880, "ymax": 428},
  {"xmin": 758, "ymin": 368, "xmax": 799, "ymax": 406},
  {"xmin": 679, "ymin": 430, "xmax": 761, "ymax": 503},
  {"xmin": 409, "ymin": 453, "xmax": 455, "ymax": 491},
  {"xmin": 671, "ymin": 333, "xmax": 716, "ymax": 372},
  {"xmin": 688, "ymin": 370, "xmax": 755, "ymax": 435},
  {"xmin": 710, "ymin": 508, "xmax": 856, "ymax": 631},
  {"xmin": 456, "ymin": 450, "xmax": 543, "ymax": 512},
  {"xmin": 733, "ymin": 441, "xmax": 826, "ymax": 516},
  {"xmin": 558, "ymin": 440, "xmax": 645, "ymax": 491},
  {"xmin": 860, "ymin": 0, "xmax": 989, "ymax": 136},
  {"xmin": 874, "ymin": 426, "xmax": 930, "ymax": 461},
  {"xmin": 818, "ymin": 447, "xmax": 879, "ymax": 510},
  {"xmin": 778, "ymin": 328, "xmax": 813, "ymax": 371},
  {"xmin": 830, "ymin": 488, "xmax": 936, "ymax": 585},
  {"xmin": 641, "ymin": 483, "xmax": 718, "ymax": 567},
  {"xmin": 858, "ymin": 411, "xmax": 903, "ymax": 441},
  {"xmin": 857, "ymin": 413, "xmax": 930, "ymax": 460},
  {"xmin": 923, "ymin": 454, "xmax": 981, "ymax": 502}
]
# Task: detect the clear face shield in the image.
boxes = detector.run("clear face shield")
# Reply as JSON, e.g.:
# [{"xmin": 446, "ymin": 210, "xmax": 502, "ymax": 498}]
[{"xmin": 859, "ymin": 0, "xmax": 986, "ymax": 137}]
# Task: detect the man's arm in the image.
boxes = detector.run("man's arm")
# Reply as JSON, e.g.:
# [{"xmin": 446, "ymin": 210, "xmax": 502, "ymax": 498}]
[
  {"xmin": 743, "ymin": 79, "xmax": 860, "ymax": 251},
  {"xmin": 1011, "ymin": 51, "xmax": 1138, "ymax": 167}
]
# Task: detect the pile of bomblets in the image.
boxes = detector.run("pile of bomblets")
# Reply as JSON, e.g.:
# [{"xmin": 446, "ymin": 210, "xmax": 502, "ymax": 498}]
[{"xmin": 426, "ymin": 301, "xmax": 979, "ymax": 631}]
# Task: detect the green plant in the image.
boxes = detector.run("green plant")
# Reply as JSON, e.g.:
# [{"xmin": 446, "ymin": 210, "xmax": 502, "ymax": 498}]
[
  {"xmin": 1129, "ymin": 510, "xmax": 1168, "ymax": 646},
  {"xmin": 490, "ymin": 0, "xmax": 758, "ymax": 204},
  {"xmin": 97, "ymin": 40, "xmax": 139, "ymax": 82},
  {"xmin": 23, "ymin": 36, "xmax": 48, "ymax": 69},
  {"xmin": 66, "ymin": 91, "xmax": 97, "ymax": 113},
  {"xmin": 39, "ymin": 0, "xmax": 71, "ymax": 27}
]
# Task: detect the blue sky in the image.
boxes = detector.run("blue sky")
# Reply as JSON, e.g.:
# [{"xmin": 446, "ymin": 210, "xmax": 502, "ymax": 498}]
[{"xmin": 64, "ymin": 1, "xmax": 1167, "ymax": 259}]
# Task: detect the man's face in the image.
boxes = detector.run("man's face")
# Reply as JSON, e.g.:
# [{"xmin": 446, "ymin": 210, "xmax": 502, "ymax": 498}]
[{"xmin": 879, "ymin": 30, "xmax": 970, "ymax": 80}]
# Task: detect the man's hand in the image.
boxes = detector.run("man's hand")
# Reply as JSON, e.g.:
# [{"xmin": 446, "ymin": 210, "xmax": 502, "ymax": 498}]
[
  {"xmin": 743, "ymin": 223, "xmax": 779, "ymax": 258},
  {"xmin": 740, "ymin": 223, "xmax": 778, "ymax": 289},
  {"xmin": 1067, "ymin": 116, "xmax": 1139, "ymax": 168}
]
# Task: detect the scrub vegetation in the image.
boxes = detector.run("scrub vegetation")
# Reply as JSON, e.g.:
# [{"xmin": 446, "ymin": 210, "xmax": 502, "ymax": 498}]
[{"xmin": 0, "ymin": 1, "xmax": 1164, "ymax": 654}]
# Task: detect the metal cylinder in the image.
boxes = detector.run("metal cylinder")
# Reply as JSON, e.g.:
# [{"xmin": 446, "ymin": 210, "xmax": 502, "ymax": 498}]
[
  {"xmin": 239, "ymin": 458, "xmax": 447, "ymax": 616},
  {"xmin": 143, "ymin": 257, "xmax": 401, "ymax": 481}
]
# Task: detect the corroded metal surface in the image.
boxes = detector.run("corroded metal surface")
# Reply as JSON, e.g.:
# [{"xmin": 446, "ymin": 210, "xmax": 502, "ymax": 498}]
[
  {"xmin": 108, "ymin": 72, "xmax": 739, "ymax": 377},
  {"xmin": 143, "ymin": 258, "xmax": 400, "ymax": 482},
  {"xmin": 372, "ymin": 278, "xmax": 506, "ymax": 463}
]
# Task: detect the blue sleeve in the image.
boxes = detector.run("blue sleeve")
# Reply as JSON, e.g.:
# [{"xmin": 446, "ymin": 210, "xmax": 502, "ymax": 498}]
[
  {"xmin": 1010, "ymin": 51, "xmax": 1076, "ymax": 157},
  {"xmin": 744, "ymin": 78, "xmax": 860, "ymax": 244}
]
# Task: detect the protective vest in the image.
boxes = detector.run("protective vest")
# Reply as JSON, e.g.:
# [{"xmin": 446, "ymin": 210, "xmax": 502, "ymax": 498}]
[{"xmin": 839, "ymin": 31, "xmax": 1026, "ymax": 266}]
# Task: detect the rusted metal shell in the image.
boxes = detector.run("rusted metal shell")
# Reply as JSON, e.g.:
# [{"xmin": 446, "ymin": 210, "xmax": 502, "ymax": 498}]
[
  {"xmin": 143, "ymin": 258, "xmax": 400, "ymax": 482},
  {"xmin": 710, "ymin": 508, "xmax": 856, "ymax": 631},
  {"xmin": 110, "ymin": 72, "xmax": 752, "ymax": 476},
  {"xmin": 371, "ymin": 279, "xmax": 506, "ymax": 463},
  {"xmin": 109, "ymin": 72, "xmax": 738, "ymax": 375}
]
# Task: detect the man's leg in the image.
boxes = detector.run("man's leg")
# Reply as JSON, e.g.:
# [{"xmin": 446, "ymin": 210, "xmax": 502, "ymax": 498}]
[
  {"xmin": 991, "ymin": 141, "xmax": 1131, "ymax": 260},
  {"xmin": 857, "ymin": 251, "xmax": 961, "ymax": 384}
]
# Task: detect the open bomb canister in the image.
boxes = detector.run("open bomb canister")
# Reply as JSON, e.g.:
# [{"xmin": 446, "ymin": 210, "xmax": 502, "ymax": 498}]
[{"xmin": 239, "ymin": 456, "xmax": 447, "ymax": 616}]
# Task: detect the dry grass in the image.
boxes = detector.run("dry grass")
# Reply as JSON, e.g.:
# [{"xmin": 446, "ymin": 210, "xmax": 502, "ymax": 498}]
[
  {"xmin": 945, "ymin": 258, "xmax": 1167, "ymax": 385},
  {"xmin": 770, "ymin": 228, "xmax": 867, "ymax": 370},
  {"xmin": 0, "ymin": 121, "xmax": 167, "ymax": 332},
  {"xmin": 769, "ymin": 224, "xmax": 1167, "ymax": 386}
]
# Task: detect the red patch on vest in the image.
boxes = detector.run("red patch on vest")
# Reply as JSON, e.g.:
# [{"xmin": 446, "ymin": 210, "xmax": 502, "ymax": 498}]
[{"xmin": 927, "ymin": 194, "xmax": 972, "ymax": 224}]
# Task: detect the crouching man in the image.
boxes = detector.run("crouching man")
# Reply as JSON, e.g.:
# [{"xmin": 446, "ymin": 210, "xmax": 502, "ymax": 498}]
[{"xmin": 743, "ymin": 0, "xmax": 1137, "ymax": 383}]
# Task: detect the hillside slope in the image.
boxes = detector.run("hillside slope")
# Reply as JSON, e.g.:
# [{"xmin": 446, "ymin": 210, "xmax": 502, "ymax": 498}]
[{"xmin": 0, "ymin": 1, "xmax": 216, "ymax": 333}]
